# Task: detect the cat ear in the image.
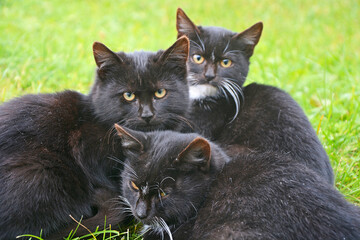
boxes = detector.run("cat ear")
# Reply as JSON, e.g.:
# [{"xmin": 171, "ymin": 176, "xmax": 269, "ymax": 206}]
[
  {"xmin": 115, "ymin": 124, "xmax": 144, "ymax": 153},
  {"xmin": 176, "ymin": 8, "xmax": 200, "ymax": 38},
  {"xmin": 93, "ymin": 41, "xmax": 123, "ymax": 69},
  {"xmin": 159, "ymin": 36, "xmax": 189, "ymax": 65},
  {"xmin": 232, "ymin": 22, "xmax": 263, "ymax": 57},
  {"xmin": 175, "ymin": 137, "xmax": 211, "ymax": 172}
]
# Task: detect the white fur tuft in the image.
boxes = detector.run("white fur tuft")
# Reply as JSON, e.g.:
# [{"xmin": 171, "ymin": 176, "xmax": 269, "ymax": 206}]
[{"xmin": 189, "ymin": 84, "xmax": 219, "ymax": 100}]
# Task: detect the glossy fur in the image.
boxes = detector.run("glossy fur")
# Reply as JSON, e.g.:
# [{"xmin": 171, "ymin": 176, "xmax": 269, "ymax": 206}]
[
  {"xmin": 117, "ymin": 126, "xmax": 230, "ymax": 240},
  {"xmin": 176, "ymin": 8, "xmax": 333, "ymax": 184},
  {"xmin": 0, "ymin": 37, "xmax": 190, "ymax": 239}
]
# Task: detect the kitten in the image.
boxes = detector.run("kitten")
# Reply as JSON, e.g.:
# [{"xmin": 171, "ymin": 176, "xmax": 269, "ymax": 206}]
[
  {"xmin": 117, "ymin": 126, "xmax": 360, "ymax": 240},
  {"xmin": 116, "ymin": 124, "xmax": 230, "ymax": 240},
  {"xmin": 0, "ymin": 37, "xmax": 190, "ymax": 239},
  {"xmin": 176, "ymin": 8, "xmax": 334, "ymax": 184}
]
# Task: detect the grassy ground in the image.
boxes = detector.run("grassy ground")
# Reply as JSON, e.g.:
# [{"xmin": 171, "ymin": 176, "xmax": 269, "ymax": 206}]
[{"xmin": 1, "ymin": 0, "xmax": 359, "ymax": 239}]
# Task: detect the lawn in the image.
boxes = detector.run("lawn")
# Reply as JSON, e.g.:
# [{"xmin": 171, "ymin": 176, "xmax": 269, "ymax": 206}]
[{"xmin": 1, "ymin": 0, "xmax": 359, "ymax": 239}]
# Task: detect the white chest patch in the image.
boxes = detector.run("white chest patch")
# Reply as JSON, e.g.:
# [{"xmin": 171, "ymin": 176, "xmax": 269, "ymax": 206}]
[{"xmin": 189, "ymin": 84, "xmax": 219, "ymax": 100}]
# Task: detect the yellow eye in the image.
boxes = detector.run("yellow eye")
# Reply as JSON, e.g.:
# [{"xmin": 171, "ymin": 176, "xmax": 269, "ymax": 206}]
[
  {"xmin": 154, "ymin": 89, "xmax": 167, "ymax": 99},
  {"xmin": 123, "ymin": 92, "xmax": 136, "ymax": 102},
  {"xmin": 220, "ymin": 59, "xmax": 232, "ymax": 68},
  {"xmin": 192, "ymin": 54, "xmax": 205, "ymax": 64},
  {"xmin": 160, "ymin": 191, "xmax": 168, "ymax": 198},
  {"xmin": 130, "ymin": 181, "xmax": 139, "ymax": 191}
]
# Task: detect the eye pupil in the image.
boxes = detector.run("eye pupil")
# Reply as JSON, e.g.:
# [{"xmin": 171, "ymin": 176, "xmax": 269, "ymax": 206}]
[
  {"xmin": 154, "ymin": 89, "xmax": 167, "ymax": 99},
  {"xmin": 193, "ymin": 54, "xmax": 204, "ymax": 64},
  {"xmin": 220, "ymin": 59, "xmax": 232, "ymax": 68},
  {"xmin": 123, "ymin": 92, "xmax": 135, "ymax": 101}
]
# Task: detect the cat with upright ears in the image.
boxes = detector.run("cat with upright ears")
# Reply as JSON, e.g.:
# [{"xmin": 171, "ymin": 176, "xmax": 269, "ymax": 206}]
[
  {"xmin": 0, "ymin": 36, "xmax": 190, "ymax": 239},
  {"xmin": 117, "ymin": 126, "xmax": 360, "ymax": 240},
  {"xmin": 176, "ymin": 8, "xmax": 334, "ymax": 184}
]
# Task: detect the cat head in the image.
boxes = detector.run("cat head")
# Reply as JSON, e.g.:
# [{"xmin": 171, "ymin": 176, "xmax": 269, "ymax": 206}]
[
  {"xmin": 176, "ymin": 8, "xmax": 263, "ymax": 119},
  {"xmin": 115, "ymin": 124, "xmax": 228, "ymax": 238},
  {"xmin": 90, "ymin": 37, "xmax": 190, "ymax": 131}
]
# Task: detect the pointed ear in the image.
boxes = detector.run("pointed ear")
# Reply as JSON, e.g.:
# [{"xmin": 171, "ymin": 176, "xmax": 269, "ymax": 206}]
[
  {"xmin": 159, "ymin": 36, "xmax": 189, "ymax": 65},
  {"xmin": 115, "ymin": 124, "xmax": 144, "ymax": 153},
  {"xmin": 93, "ymin": 41, "xmax": 123, "ymax": 69},
  {"xmin": 232, "ymin": 22, "xmax": 263, "ymax": 57},
  {"xmin": 175, "ymin": 137, "xmax": 211, "ymax": 172},
  {"xmin": 176, "ymin": 8, "xmax": 200, "ymax": 38}
]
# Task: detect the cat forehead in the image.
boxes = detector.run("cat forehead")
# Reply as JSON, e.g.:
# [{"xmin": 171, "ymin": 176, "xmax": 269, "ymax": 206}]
[
  {"xmin": 200, "ymin": 26, "xmax": 235, "ymax": 38},
  {"xmin": 189, "ymin": 26, "xmax": 237, "ymax": 54},
  {"xmin": 125, "ymin": 51, "xmax": 156, "ymax": 72}
]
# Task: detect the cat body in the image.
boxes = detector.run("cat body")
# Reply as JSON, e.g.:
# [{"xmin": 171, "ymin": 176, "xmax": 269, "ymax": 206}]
[
  {"xmin": 176, "ymin": 8, "xmax": 334, "ymax": 184},
  {"xmin": 0, "ymin": 37, "xmax": 190, "ymax": 239},
  {"xmin": 175, "ymin": 151, "xmax": 360, "ymax": 240},
  {"xmin": 0, "ymin": 91, "xmax": 124, "ymax": 239}
]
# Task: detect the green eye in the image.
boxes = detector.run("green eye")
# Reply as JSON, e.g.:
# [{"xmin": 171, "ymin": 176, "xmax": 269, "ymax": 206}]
[
  {"xmin": 123, "ymin": 92, "xmax": 135, "ymax": 102},
  {"xmin": 192, "ymin": 54, "xmax": 205, "ymax": 64},
  {"xmin": 154, "ymin": 89, "xmax": 167, "ymax": 99},
  {"xmin": 220, "ymin": 59, "xmax": 232, "ymax": 68}
]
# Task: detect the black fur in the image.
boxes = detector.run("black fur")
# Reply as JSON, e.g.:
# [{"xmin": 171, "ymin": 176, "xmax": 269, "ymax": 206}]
[
  {"xmin": 0, "ymin": 91, "xmax": 124, "ymax": 239},
  {"xmin": 176, "ymin": 8, "xmax": 333, "ymax": 184},
  {"xmin": 0, "ymin": 37, "xmax": 190, "ymax": 239},
  {"xmin": 175, "ymin": 152, "xmax": 360, "ymax": 240}
]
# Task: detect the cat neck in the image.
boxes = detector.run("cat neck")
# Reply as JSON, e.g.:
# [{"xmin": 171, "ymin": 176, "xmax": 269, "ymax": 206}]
[{"xmin": 189, "ymin": 96, "xmax": 236, "ymax": 140}]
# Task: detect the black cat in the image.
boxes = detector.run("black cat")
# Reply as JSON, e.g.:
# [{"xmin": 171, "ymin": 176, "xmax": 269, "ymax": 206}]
[
  {"xmin": 176, "ymin": 8, "xmax": 334, "ymax": 184},
  {"xmin": 0, "ymin": 36, "xmax": 189, "ymax": 239},
  {"xmin": 117, "ymin": 127, "xmax": 360, "ymax": 240},
  {"xmin": 116, "ymin": 125, "xmax": 230, "ymax": 240}
]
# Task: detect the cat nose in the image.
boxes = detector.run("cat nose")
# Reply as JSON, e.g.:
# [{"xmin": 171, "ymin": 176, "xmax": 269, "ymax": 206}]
[
  {"xmin": 204, "ymin": 67, "xmax": 215, "ymax": 81},
  {"xmin": 136, "ymin": 201, "xmax": 148, "ymax": 219},
  {"xmin": 141, "ymin": 105, "xmax": 154, "ymax": 123}
]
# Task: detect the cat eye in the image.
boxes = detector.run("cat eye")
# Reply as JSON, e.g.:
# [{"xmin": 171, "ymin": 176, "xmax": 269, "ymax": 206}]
[
  {"xmin": 154, "ymin": 89, "xmax": 167, "ymax": 99},
  {"xmin": 160, "ymin": 191, "xmax": 168, "ymax": 198},
  {"xmin": 192, "ymin": 54, "xmax": 205, "ymax": 64},
  {"xmin": 130, "ymin": 181, "xmax": 139, "ymax": 191},
  {"xmin": 123, "ymin": 92, "xmax": 136, "ymax": 102},
  {"xmin": 220, "ymin": 59, "xmax": 232, "ymax": 68}
]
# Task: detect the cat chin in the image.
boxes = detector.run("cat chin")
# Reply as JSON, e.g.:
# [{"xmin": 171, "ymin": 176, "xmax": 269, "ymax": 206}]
[{"xmin": 189, "ymin": 84, "xmax": 219, "ymax": 100}]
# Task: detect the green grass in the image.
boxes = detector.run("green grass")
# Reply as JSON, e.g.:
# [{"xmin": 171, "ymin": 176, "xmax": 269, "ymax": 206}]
[{"xmin": 1, "ymin": 0, "xmax": 359, "ymax": 238}]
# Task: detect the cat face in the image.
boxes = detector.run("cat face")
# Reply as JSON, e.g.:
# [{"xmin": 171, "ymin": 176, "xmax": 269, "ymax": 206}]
[
  {"xmin": 90, "ymin": 37, "xmax": 190, "ymax": 131},
  {"xmin": 115, "ymin": 125, "xmax": 223, "ymax": 238},
  {"xmin": 176, "ymin": 8, "xmax": 262, "ymax": 119}
]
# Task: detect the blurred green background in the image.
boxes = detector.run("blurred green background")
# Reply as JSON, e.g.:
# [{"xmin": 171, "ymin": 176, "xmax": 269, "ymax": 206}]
[{"xmin": 0, "ymin": 0, "xmax": 359, "ymax": 206}]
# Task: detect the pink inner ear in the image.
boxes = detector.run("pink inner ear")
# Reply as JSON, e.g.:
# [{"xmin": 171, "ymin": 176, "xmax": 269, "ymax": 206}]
[{"xmin": 177, "ymin": 137, "xmax": 211, "ymax": 162}]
